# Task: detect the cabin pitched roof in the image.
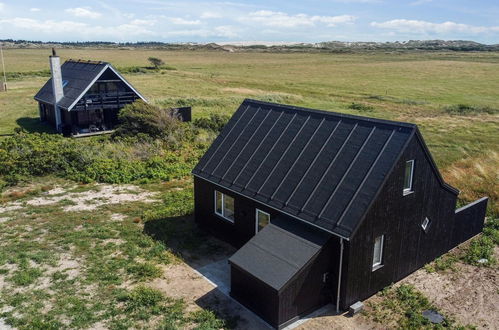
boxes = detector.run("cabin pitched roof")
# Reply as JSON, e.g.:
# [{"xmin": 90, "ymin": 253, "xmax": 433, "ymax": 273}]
[
  {"xmin": 34, "ymin": 59, "xmax": 146, "ymax": 110},
  {"xmin": 193, "ymin": 99, "xmax": 420, "ymax": 238}
]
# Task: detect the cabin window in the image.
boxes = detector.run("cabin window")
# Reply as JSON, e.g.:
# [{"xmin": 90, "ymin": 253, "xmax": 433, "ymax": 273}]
[
  {"xmin": 372, "ymin": 235, "xmax": 384, "ymax": 270},
  {"xmin": 214, "ymin": 190, "xmax": 234, "ymax": 223},
  {"xmin": 403, "ymin": 160, "xmax": 415, "ymax": 195},
  {"xmin": 421, "ymin": 217, "xmax": 430, "ymax": 232},
  {"xmin": 256, "ymin": 209, "xmax": 270, "ymax": 233}
]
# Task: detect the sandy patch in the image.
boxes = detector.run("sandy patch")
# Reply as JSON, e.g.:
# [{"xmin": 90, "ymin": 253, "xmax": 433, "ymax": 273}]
[
  {"xmin": 46, "ymin": 187, "xmax": 67, "ymax": 195},
  {"xmin": 1, "ymin": 184, "xmax": 158, "ymax": 212},
  {"xmin": 110, "ymin": 213, "xmax": 126, "ymax": 222},
  {"xmin": 150, "ymin": 262, "xmax": 271, "ymax": 329},
  {"xmin": 0, "ymin": 202, "xmax": 23, "ymax": 213},
  {"xmin": 0, "ymin": 217, "xmax": 11, "ymax": 223},
  {"xmin": 402, "ymin": 256, "xmax": 499, "ymax": 329}
]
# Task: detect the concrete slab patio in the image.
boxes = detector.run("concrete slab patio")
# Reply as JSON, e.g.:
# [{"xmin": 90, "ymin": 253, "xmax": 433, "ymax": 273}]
[{"xmin": 195, "ymin": 259, "xmax": 338, "ymax": 330}]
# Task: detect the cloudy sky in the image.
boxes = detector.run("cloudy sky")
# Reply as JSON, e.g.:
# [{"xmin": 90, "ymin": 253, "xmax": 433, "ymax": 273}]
[{"xmin": 0, "ymin": 0, "xmax": 498, "ymax": 44}]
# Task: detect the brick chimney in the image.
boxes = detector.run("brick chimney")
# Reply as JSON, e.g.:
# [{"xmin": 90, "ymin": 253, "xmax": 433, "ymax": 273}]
[{"xmin": 49, "ymin": 48, "xmax": 63, "ymax": 132}]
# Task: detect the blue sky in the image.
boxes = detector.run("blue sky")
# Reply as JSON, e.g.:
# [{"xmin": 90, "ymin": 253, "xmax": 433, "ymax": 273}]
[{"xmin": 0, "ymin": 1, "xmax": 498, "ymax": 43}]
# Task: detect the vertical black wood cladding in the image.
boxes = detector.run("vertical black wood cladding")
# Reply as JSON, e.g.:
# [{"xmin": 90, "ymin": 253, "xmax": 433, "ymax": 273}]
[
  {"xmin": 341, "ymin": 135, "xmax": 458, "ymax": 308},
  {"xmin": 230, "ymin": 265, "xmax": 279, "ymax": 327},
  {"xmin": 278, "ymin": 237, "xmax": 340, "ymax": 326},
  {"xmin": 452, "ymin": 198, "xmax": 488, "ymax": 246},
  {"xmin": 194, "ymin": 176, "xmax": 291, "ymax": 248}
]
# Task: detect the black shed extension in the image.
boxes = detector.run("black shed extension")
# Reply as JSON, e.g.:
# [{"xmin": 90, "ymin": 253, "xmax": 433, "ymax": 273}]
[{"xmin": 192, "ymin": 99, "xmax": 488, "ymax": 329}]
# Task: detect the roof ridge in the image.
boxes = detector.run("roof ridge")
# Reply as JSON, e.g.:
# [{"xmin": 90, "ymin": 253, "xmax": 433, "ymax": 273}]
[{"xmin": 242, "ymin": 98, "xmax": 417, "ymax": 129}]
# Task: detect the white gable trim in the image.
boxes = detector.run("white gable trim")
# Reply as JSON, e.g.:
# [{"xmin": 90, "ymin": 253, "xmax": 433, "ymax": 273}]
[{"xmin": 67, "ymin": 64, "xmax": 147, "ymax": 111}]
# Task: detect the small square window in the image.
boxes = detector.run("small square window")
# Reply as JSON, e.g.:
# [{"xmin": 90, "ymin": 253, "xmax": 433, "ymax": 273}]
[
  {"xmin": 214, "ymin": 190, "xmax": 235, "ymax": 223},
  {"xmin": 421, "ymin": 217, "xmax": 430, "ymax": 231},
  {"xmin": 372, "ymin": 235, "xmax": 384, "ymax": 270},
  {"xmin": 403, "ymin": 160, "xmax": 415, "ymax": 195}
]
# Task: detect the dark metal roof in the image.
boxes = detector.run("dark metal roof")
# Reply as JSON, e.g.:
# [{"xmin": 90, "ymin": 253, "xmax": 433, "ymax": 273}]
[
  {"xmin": 193, "ymin": 99, "xmax": 416, "ymax": 238},
  {"xmin": 34, "ymin": 59, "xmax": 146, "ymax": 110},
  {"xmin": 229, "ymin": 217, "xmax": 330, "ymax": 291}
]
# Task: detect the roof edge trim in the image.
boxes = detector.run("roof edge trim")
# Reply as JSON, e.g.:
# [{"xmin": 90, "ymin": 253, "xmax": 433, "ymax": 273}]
[
  {"xmin": 348, "ymin": 127, "xmax": 417, "ymax": 238},
  {"xmin": 414, "ymin": 128, "xmax": 459, "ymax": 195},
  {"xmin": 242, "ymin": 99, "xmax": 417, "ymax": 129},
  {"xmin": 66, "ymin": 64, "xmax": 110, "ymax": 111}
]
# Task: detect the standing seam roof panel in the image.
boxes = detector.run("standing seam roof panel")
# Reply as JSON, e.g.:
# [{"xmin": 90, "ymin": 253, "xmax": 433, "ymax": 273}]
[{"xmin": 192, "ymin": 99, "xmax": 416, "ymax": 238}]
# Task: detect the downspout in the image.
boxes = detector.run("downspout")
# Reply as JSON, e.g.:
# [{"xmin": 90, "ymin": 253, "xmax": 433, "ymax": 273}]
[{"xmin": 336, "ymin": 237, "xmax": 344, "ymax": 313}]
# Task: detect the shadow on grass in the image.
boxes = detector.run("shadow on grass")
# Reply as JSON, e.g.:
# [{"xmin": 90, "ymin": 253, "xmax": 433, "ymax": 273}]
[
  {"xmin": 143, "ymin": 214, "xmax": 234, "ymax": 268},
  {"xmin": 16, "ymin": 117, "xmax": 55, "ymax": 134}
]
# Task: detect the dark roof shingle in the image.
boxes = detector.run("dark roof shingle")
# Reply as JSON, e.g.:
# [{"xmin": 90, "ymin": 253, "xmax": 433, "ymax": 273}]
[{"xmin": 193, "ymin": 99, "xmax": 415, "ymax": 238}]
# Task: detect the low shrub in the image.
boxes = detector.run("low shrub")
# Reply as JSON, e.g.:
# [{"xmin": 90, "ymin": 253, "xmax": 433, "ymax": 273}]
[
  {"xmin": 462, "ymin": 236, "xmax": 496, "ymax": 266},
  {"xmin": 126, "ymin": 262, "xmax": 162, "ymax": 280},
  {"xmin": 193, "ymin": 113, "xmax": 231, "ymax": 133},
  {"xmin": 189, "ymin": 309, "xmax": 227, "ymax": 330},
  {"xmin": 0, "ymin": 132, "xmax": 201, "ymax": 187},
  {"xmin": 120, "ymin": 286, "xmax": 164, "ymax": 313},
  {"xmin": 348, "ymin": 102, "xmax": 375, "ymax": 112},
  {"xmin": 444, "ymin": 104, "xmax": 497, "ymax": 115}
]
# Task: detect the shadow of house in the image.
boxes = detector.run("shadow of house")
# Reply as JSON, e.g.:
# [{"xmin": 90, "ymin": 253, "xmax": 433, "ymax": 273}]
[
  {"xmin": 143, "ymin": 214, "xmax": 235, "ymax": 269},
  {"xmin": 16, "ymin": 117, "xmax": 56, "ymax": 134}
]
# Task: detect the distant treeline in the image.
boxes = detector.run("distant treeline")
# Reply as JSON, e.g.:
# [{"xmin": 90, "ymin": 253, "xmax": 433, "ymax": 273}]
[{"xmin": 1, "ymin": 39, "xmax": 498, "ymax": 52}]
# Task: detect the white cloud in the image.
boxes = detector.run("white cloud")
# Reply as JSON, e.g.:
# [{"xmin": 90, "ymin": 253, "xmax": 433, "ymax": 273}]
[
  {"xmin": 169, "ymin": 17, "xmax": 201, "ymax": 25},
  {"xmin": 0, "ymin": 3, "xmax": 4, "ymax": 12},
  {"xmin": 30, "ymin": 8, "xmax": 41, "ymax": 12},
  {"xmin": 65, "ymin": 7, "xmax": 102, "ymax": 19},
  {"xmin": 246, "ymin": 10, "xmax": 356, "ymax": 28},
  {"xmin": 0, "ymin": 17, "xmax": 156, "ymax": 40},
  {"xmin": 163, "ymin": 26, "xmax": 239, "ymax": 38},
  {"xmin": 130, "ymin": 19, "xmax": 156, "ymax": 26},
  {"xmin": 371, "ymin": 19, "xmax": 499, "ymax": 34},
  {"xmin": 200, "ymin": 11, "xmax": 222, "ymax": 19},
  {"xmin": 213, "ymin": 25, "xmax": 238, "ymax": 38}
]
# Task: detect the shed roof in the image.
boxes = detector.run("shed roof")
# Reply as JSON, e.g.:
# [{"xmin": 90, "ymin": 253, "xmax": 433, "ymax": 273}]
[
  {"xmin": 34, "ymin": 59, "xmax": 146, "ymax": 110},
  {"xmin": 229, "ymin": 217, "xmax": 330, "ymax": 291},
  {"xmin": 193, "ymin": 99, "xmax": 417, "ymax": 238}
]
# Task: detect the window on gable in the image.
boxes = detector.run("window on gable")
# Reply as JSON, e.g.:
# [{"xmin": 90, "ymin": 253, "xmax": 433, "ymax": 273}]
[
  {"xmin": 421, "ymin": 217, "xmax": 430, "ymax": 232},
  {"xmin": 256, "ymin": 209, "xmax": 270, "ymax": 233},
  {"xmin": 214, "ymin": 190, "xmax": 234, "ymax": 223},
  {"xmin": 372, "ymin": 235, "xmax": 384, "ymax": 270},
  {"xmin": 403, "ymin": 160, "xmax": 415, "ymax": 195}
]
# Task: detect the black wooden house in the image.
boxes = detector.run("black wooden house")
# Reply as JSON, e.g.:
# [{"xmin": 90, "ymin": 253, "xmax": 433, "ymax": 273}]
[
  {"xmin": 192, "ymin": 99, "xmax": 488, "ymax": 329},
  {"xmin": 34, "ymin": 51, "xmax": 146, "ymax": 136}
]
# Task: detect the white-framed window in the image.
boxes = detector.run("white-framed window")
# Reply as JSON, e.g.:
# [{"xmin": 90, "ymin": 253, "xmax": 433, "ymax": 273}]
[
  {"xmin": 403, "ymin": 160, "xmax": 415, "ymax": 195},
  {"xmin": 372, "ymin": 235, "xmax": 384, "ymax": 270},
  {"xmin": 421, "ymin": 217, "xmax": 430, "ymax": 231},
  {"xmin": 256, "ymin": 209, "xmax": 270, "ymax": 233},
  {"xmin": 214, "ymin": 190, "xmax": 235, "ymax": 223}
]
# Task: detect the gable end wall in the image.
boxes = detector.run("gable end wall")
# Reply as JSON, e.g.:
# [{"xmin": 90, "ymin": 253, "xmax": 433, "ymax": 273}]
[{"xmin": 340, "ymin": 134, "xmax": 457, "ymax": 309}]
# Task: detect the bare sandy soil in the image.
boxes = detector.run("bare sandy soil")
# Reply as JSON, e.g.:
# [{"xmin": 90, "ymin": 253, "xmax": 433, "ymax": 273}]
[
  {"xmin": 0, "ymin": 184, "xmax": 158, "ymax": 214},
  {"xmin": 402, "ymin": 247, "xmax": 499, "ymax": 329}
]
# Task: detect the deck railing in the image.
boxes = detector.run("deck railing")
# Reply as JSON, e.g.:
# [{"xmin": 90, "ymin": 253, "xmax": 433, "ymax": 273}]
[{"xmin": 73, "ymin": 92, "xmax": 139, "ymax": 110}]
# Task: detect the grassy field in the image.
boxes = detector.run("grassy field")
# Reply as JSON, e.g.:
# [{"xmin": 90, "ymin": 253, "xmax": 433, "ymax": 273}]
[
  {"xmin": 1, "ymin": 49, "xmax": 498, "ymax": 165},
  {"xmin": 0, "ymin": 48, "xmax": 498, "ymax": 329}
]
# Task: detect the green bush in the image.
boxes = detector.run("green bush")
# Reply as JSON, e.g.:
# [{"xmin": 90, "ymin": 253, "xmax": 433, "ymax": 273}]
[
  {"xmin": 0, "ymin": 132, "xmax": 201, "ymax": 187},
  {"xmin": 193, "ymin": 113, "xmax": 230, "ymax": 133}
]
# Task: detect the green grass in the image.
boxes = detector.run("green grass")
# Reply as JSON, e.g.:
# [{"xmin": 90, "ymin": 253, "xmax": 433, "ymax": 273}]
[
  {"xmin": 365, "ymin": 284, "xmax": 475, "ymax": 329},
  {"xmin": 0, "ymin": 180, "xmax": 231, "ymax": 329}
]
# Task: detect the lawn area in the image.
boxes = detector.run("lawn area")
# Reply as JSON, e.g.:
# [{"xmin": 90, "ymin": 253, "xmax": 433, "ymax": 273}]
[{"xmin": 0, "ymin": 48, "xmax": 498, "ymax": 329}]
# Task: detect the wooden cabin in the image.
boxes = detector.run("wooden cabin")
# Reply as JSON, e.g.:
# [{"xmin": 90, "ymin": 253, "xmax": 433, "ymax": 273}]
[
  {"xmin": 192, "ymin": 99, "xmax": 488, "ymax": 329},
  {"xmin": 34, "ymin": 50, "xmax": 146, "ymax": 136}
]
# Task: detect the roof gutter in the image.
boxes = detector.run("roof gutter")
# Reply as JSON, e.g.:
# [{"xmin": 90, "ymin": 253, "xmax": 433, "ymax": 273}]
[{"xmin": 192, "ymin": 173, "xmax": 350, "ymax": 241}]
